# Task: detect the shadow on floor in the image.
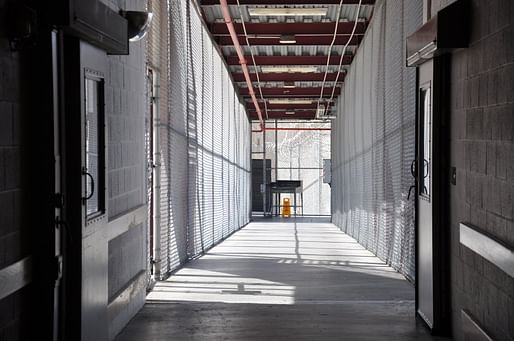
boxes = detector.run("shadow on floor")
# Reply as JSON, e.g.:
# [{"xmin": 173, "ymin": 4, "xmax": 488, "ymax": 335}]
[{"xmin": 115, "ymin": 221, "xmax": 446, "ymax": 341}]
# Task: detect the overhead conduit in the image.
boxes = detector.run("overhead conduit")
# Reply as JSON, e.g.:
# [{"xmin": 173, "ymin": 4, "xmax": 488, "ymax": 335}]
[
  {"xmin": 220, "ymin": 0, "xmax": 331, "ymax": 132},
  {"xmin": 318, "ymin": 0, "xmax": 362, "ymax": 118},
  {"xmin": 220, "ymin": 0, "xmax": 265, "ymax": 131}
]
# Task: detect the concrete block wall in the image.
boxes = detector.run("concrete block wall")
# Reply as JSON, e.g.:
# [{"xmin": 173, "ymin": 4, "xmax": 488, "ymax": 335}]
[
  {"xmin": 101, "ymin": 0, "xmax": 149, "ymax": 338},
  {"xmin": 0, "ymin": 0, "xmax": 30, "ymax": 339},
  {"xmin": 446, "ymin": 0, "xmax": 514, "ymax": 339},
  {"xmin": 108, "ymin": 223, "xmax": 146, "ymax": 301},
  {"xmin": 105, "ymin": 0, "xmax": 147, "ymax": 219}
]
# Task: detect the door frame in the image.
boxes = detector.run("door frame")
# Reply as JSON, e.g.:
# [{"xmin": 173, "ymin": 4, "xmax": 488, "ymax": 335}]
[
  {"xmin": 61, "ymin": 37, "xmax": 109, "ymax": 341},
  {"xmin": 146, "ymin": 67, "xmax": 162, "ymax": 281},
  {"xmin": 414, "ymin": 55, "xmax": 452, "ymax": 335}
]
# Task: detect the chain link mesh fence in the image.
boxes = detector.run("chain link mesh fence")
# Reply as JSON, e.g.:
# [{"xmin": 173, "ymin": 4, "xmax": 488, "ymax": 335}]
[
  {"xmin": 147, "ymin": 0, "xmax": 251, "ymax": 278},
  {"xmin": 331, "ymin": 0, "xmax": 422, "ymax": 280}
]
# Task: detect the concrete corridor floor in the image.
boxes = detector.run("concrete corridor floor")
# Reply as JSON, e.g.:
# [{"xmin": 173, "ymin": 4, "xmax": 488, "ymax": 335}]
[{"xmin": 116, "ymin": 218, "xmax": 443, "ymax": 341}]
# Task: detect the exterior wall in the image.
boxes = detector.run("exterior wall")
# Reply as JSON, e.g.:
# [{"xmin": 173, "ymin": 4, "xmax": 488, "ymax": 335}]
[
  {"xmin": 331, "ymin": 0, "xmax": 422, "ymax": 279},
  {"xmin": 446, "ymin": 0, "xmax": 514, "ymax": 339}
]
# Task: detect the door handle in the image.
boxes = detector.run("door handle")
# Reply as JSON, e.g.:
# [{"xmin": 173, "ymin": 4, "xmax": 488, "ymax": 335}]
[
  {"xmin": 83, "ymin": 170, "xmax": 95, "ymax": 200},
  {"xmin": 407, "ymin": 185, "xmax": 416, "ymax": 200},
  {"xmin": 423, "ymin": 158, "xmax": 429, "ymax": 178},
  {"xmin": 408, "ymin": 159, "xmax": 416, "ymax": 200}
]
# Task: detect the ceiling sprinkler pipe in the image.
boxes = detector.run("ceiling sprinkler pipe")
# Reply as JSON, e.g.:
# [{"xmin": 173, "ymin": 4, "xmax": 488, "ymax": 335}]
[{"xmin": 220, "ymin": 0, "xmax": 265, "ymax": 131}]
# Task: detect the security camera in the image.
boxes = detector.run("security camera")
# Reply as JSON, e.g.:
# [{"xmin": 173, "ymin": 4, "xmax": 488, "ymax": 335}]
[{"xmin": 119, "ymin": 10, "xmax": 153, "ymax": 42}]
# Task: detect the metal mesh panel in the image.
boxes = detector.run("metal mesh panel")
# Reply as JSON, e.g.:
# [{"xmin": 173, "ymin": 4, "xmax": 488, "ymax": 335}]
[
  {"xmin": 212, "ymin": 57, "xmax": 224, "ymax": 242},
  {"xmin": 165, "ymin": 0, "xmax": 190, "ymax": 274},
  {"xmin": 331, "ymin": 0, "xmax": 421, "ymax": 280},
  {"xmin": 201, "ymin": 38, "xmax": 214, "ymax": 249},
  {"xmin": 154, "ymin": 0, "xmax": 251, "ymax": 276}
]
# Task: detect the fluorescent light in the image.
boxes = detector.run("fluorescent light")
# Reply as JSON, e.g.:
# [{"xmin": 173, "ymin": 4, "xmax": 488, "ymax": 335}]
[
  {"xmin": 285, "ymin": 111, "xmax": 296, "ymax": 115},
  {"xmin": 269, "ymin": 99, "xmax": 313, "ymax": 105},
  {"xmin": 261, "ymin": 66, "xmax": 319, "ymax": 73},
  {"xmin": 248, "ymin": 8, "xmax": 328, "ymax": 17},
  {"xmin": 284, "ymin": 81, "xmax": 296, "ymax": 88},
  {"xmin": 279, "ymin": 35, "xmax": 296, "ymax": 44}
]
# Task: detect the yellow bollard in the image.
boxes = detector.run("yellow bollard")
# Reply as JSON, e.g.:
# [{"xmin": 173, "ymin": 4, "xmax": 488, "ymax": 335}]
[{"xmin": 282, "ymin": 198, "xmax": 291, "ymax": 218}]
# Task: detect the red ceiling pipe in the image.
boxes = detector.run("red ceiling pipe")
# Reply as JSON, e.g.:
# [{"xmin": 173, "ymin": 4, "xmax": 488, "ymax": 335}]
[{"xmin": 219, "ymin": 0, "xmax": 265, "ymax": 131}]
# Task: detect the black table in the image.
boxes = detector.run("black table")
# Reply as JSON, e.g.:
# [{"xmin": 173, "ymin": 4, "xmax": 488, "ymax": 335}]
[{"xmin": 270, "ymin": 180, "xmax": 303, "ymax": 217}]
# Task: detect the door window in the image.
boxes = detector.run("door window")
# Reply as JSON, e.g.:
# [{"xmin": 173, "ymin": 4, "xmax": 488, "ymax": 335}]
[
  {"xmin": 419, "ymin": 85, "xmax": 431, "ymax": 200},
  {"xmin": 84, "ymin": 74, "xmax": 105, "ymax": 218}
]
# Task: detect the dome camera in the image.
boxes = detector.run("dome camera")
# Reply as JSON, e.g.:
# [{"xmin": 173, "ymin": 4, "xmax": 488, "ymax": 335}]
[{"xmin": 119, "ymin": 10, "xmax": 153, "ymax": 42}]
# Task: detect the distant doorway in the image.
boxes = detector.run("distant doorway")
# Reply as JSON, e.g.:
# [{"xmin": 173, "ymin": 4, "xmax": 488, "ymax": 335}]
[{"xmin": 251, "ymin": 159, "xmax": 271, "ymax": 215}]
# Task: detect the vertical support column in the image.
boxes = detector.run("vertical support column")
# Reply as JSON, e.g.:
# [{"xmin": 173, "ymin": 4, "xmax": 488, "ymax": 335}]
[
  {"xmin": 262, "ymin": 129, "xmax": 266, "ymax": 216},
  {"xmin": 274, "ymin": 119, "xmax": 278, "ymax": 181},
  {"xmin": 274, "ymin": 119, "xmax": 278, "ymax": 216}
]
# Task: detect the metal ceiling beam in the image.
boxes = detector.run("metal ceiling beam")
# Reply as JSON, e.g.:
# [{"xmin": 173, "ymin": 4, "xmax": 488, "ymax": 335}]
[
  {"xmin": 239, "ymin": 87, "xmax": 341, "ymax": 97},
  {"xmin": 227, "ymin": 55, "xmax": 352, "ymax": 65},
  {"xmin": 233, "ymin": 72, "xmax": 344, "ymax": 82},
  {"xmin": 210, "ymin": 22, "xmax": 367, "ymax": 35},
  {"xmin": 216, "ymin": 35, "xmax": 361, "ymax": 46},
  {"xmin": 248, "ymin": 103, "xmax": 334, "ymax": 110},
  {"xmin": 249, "ymin": 111, "xmax": 318, "ymax": 119},
  {"xmin": 201, "ymin": 0, "xmax": 374, "ymax": 5}
]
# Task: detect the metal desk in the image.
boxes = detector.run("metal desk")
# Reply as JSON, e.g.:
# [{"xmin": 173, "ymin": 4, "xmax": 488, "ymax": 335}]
[{"xmin": 270, "ymin": 180, "xmax": 303, "ymax": 217}]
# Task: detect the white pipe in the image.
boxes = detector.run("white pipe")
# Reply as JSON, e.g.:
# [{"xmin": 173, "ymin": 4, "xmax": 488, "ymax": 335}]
[
  {"xmin": 326, "ymin": 0, "xmax": 363, "ymax": 115},
  {"xmin": 152, "ymin": 72, "xmax": 162, "ymax": 280},
  {"xmin": 317, "ymin": 0, "xmax": 345, "ymax": 118}
]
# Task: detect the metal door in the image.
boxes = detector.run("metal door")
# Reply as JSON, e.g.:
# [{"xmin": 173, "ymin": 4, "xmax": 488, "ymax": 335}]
[
  {"xmin": 62, "ymin": 39, "xmax": 108, "ymax": 341},
  {"xmin": 417, "ymin": 59, "xmax": 434, "ymax": 328},
  {"xmin": 79, "ymin": 41, "xmax": 108, "ymax": 341}
]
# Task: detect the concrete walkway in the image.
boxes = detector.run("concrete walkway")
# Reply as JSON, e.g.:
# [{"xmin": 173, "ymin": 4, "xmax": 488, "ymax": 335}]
[{"xmin": 116, "ymin": 218, "xmax": 442, "ymax": 340}]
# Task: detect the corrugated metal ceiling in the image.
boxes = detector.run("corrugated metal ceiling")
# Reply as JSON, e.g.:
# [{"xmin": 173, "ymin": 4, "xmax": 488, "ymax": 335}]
[{"xmin": 200, "ymin": 1, "xmax": 375, "ymax": 120}]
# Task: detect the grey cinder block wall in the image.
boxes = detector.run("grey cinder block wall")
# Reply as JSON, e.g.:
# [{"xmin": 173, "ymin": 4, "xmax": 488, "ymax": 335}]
[
  {"xmin": 442, "ymin": 0, "xmax": 514, "ymax": 339},
  {"xmin": 0, "ymin": 0, "xmax": 31, "ymax": 338}
]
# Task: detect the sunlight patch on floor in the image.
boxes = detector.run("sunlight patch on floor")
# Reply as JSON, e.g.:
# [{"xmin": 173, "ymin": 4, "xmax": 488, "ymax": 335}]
[{"xmin": 147, "ymin": 268, "xmax": 296, "ymax": 304}]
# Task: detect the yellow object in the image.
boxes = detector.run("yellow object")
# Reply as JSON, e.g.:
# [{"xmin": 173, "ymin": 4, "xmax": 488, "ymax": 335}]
[{"xmin": 282, "ymin": 198, "xmax": 291, "ymax": 218}]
